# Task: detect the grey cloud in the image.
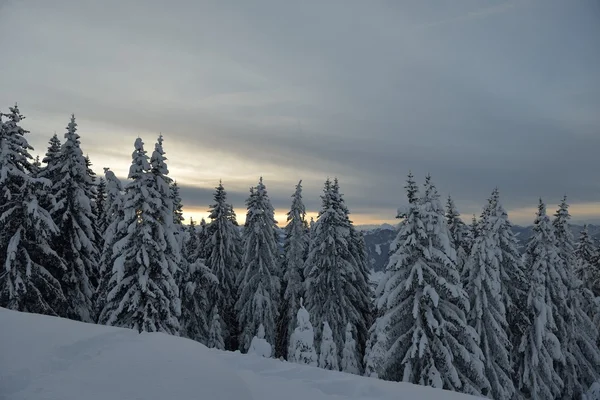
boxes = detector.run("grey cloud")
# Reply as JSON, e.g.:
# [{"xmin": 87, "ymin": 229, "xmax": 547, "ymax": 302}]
[{"xmin": 1, "ymin": 0, "xmax": 599, "ymax": 224}]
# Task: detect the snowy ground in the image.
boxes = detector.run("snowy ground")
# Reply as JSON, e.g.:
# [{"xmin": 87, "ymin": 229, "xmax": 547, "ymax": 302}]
[{"xmin": 0, "ymin": 308, "xmax": 480, "ymax": 400}]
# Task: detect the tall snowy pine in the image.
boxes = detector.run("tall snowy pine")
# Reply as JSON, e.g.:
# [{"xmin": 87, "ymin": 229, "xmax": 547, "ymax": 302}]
[
  {"xmin": 305, "ymin": 179, "xmax": 372, "ymax": 368},
  {"xmin": 98, "ymin": 137, "xmax": 181, "ymax": 334},
  {"xmin": 552, "ymin": 198, "xmax": 600, "ymax": 398},
  {"xmin": 51, "ymin": 115, "xmax": 99, "ymax": 322},
  {"xmin": 464, "ymin": 191, "xmax": 515, "ymax": 400},
  {"xmin": 575, "ymin": 225, "xmax": 599, "ymax": 295},
  {"xmin": 288, "ymin": 299, "xmax": 318, "ymax": 366},
  {"xmin": 0, "ymin": 105, "xmax": 68, "ymax": 317},
  {"xmin": 237, "ymin": 178, "xmax": 281, "ymax": 352},
  {"xmin": 276, "ymin": 180, "xmax": 309, "ymax": 358},
  {"xmin": 446, "ymin": 196, "xmax": 471, "ymax": 279},
  {"xmin": 366, "ymin": 174, "xmax": 488, "ymax": 396},
  {"xmin": 516, "ymin": 200, "xmax": 564, "ymax": 400},
  {"xmin": 205, "ymin": 181, "xmax": 243, "ymax": 350}
]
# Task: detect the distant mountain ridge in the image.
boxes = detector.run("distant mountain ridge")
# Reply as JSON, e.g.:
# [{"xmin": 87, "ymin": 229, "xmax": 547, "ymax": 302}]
[{"xmin": 362, "ymin": 223, "xmax": 600, "ymax": 272}]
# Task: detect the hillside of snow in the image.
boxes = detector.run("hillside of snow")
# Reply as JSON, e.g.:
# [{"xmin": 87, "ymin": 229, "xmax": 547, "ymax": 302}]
[{"xmin": 0, "ymin": 308, "xmax": 481, "ymax": 400}]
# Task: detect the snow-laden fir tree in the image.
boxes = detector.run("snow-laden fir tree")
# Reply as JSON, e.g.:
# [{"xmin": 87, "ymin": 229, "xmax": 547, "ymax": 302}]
[
  {"xmin": 37, "ymin": 133, "xmax": 62, "ymax": 204},
  {"xmin": 208, "ymin": 307, "xmax": 226, "ymax": 350},
  {"xmin": 98, "ymin": 137, "xmax": 181, "ymax": 334},
  {"xmin": 179, "ymin": 257, "xmax": 218, "ymax": 344},
  {"xmin": 446, "ymin": 196, "xmax": 471, "ymax": 278},
  {"xmin": 331, "ymin": 178, "xmax": 373, "ymax": 360},
  {"xmin": 363, "ymin": 324, "xmax": 387, "ymax": 378},
  {"xmin": 276, "ymin": 180, "xmax": 309, "ymax": 359},
  {"xmin": 237, "ymin": 178, "xmax": 280, "ymax": 352},
  {"xmin": 305, "ymin": 179, "xmax": 372, "ymax": 368},
  {"xmin": 575, "ymin": 225, "xmax": 599, "ymax": 295},
  {"xmin": 288, "ymin": 299, "xmax": 318, "ymax": 366},
  {"xmin": 516, "ymin": 200, "xmax": 564, "ymax": 400},
  {"xmin": 30, "ymin": 155, "xmax": 42, "ymax": 177},
  {"xmin": 183, "ymin": 218, "xmax": 200, "ymax": 263},
  {"xmin": 95, "ymin": 177, "xmax": 107, "ymax": 238},
  {"xmin": 205, "ymin": 181, "xmax": 242, "ymax": 350},
  {"xmin": 95, "ymin": 167, "xmax": 124, "ymax": 316},
  {"xmin": 553, "ymin": 197, "xmax": 600, "ymax": 398},
  {"xmin": 248, "ymin": 324, "xmax": 273, "ymax": 358},
  {"xmin": 51, "ymin": 115, "xmax": 99, "ymax": 322},
  {"xmin": 0, "ymin": 105, "xmax": 68, "ymax": 317},
  {"xmin": 366, "ymin": 174, "xmax": 488, "ymax": 396},
  {"xmin": 485, "ymin": 189, "xmax": 529, "ymax": 369},
  {"xmin": 197, "ymin": 218, "xmax": 209, "ymax": 260},
  {"xmin": 171, "ymin": 180, "xmax": 184, "ymax": 226},
  {"xmin": 341, "ymin": 322, "xmax": 360, "ymax": 375},
  {"xmin": 464, "ymin": 192, "xmax": 515, "ymax": 400},
  {"xmin": 319, "ymin": 321, "xmax": 339, "ymax": 371}
]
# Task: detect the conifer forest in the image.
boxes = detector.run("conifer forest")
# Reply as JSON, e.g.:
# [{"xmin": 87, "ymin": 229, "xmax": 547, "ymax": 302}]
[{"xmin": 1, "ymin": 105, "xmax": 600, "ymax": 400}]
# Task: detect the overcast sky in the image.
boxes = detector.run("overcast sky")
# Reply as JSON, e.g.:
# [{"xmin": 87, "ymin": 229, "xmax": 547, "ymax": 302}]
[{"xmin": 1, "ymin": 0, "xmax": 599, "ymax": 225}]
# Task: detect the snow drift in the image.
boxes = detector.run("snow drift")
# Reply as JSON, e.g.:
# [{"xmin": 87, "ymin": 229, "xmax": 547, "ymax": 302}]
[{"xmin": 0, "ymin": 308, "xmax": 481, "ymax": 400}]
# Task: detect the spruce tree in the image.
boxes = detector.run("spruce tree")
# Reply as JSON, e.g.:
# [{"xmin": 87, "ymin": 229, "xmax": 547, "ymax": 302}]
[
  {"xmin": 208, "ymin": 308, "xmax": 226, "ymax": 350},
  {"xmin": 288, "ymin": 299, "xmax": 318, "ymax": 366},
  {"xmin": 341, "ymin": 322, "xmax": 360, "ymax": 375},
  {"xmin": 237, "ymin": 178, "xmax": 280, "ymax": 352},
  {"xmin": 95, "ymin": 177, "xmax": 107, "ymax": 238},
  {"xmin": 575, "ymin": 225, "xmax": 599, "ymax": 294},
  {"xmin": 180, "ymin": 257, "xmax": 217, "ymax": 344},
  {"xmin": 205, "ymin": 181, "xmax": 242, "ymax": 350},
  {"xmin": 277, "ymin": 180, "xmax": 309, "ymax": 359},
  {"xmin": 248, "ymin": 324, "xmax": 273, "ymax": 358},
  {"xmin": 51, "ymin": 115, "xmax": 99, "ymax": 322},
  {"xmin": 319, "ymin": 321, "xmax": 339, "ymax": 371},
  {"xmin": 366, "ymin": 174, "xmax": 488, "ymax": 395},
  {"xmin": 197, "ymin": 218, "xmax": 209, "ymax": 260},
  {"xmin": 332, "ymin": 178, "xmax": 373, "ymax": 361},
  {"xmin": 487, "ymin": 189, "xmax": 529, "ymax": 373},
  {"xmin": 305, "ymin": 179, "xmax": 372, "ymax": 368},
  {"xmin": 95, "ymin": 167, "xmax": 124, "ymax": 316},
  {"xmin": 446, "ymin": 196, "xmax": 471, "ymax": 278},
  {"xmin": 38, "ymin": 133, "xmax": 62, "ymax": 186},
  {"xmin": 171, "ymin": 180, "xmax": 184, "ymax": 226},
  {"xmin": 0, "ymin": 105, "xmax": 67, "ymax": 317},
  {"xmin": 553, "ymin": 198, "xmax": 600, "ymax": 397},
  {"xmin": 98, "ymin": 137, "xmax": 181, "ymax": 334},
  {"xmin": 464, "ymin": 192, "xmax": 515, "ymax": 400},
  {"xmin": 183, "ymin": 218, "xmax": 200, "ymax": 263},
  {"xmin": 516, "ymin": 200, "xmax": 564, "ymax": 399}
]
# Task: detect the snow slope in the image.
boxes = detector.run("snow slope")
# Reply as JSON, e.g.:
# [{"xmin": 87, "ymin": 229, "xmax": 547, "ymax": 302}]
[{"xmin": 0, "ymin": 308, "xmax": 480, "ymax": 400}]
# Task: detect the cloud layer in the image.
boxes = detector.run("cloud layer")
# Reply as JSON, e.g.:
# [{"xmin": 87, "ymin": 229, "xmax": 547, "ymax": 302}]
[{"xmin": 1, "ymin": 0, "xmax": 599, "ymax": 225}]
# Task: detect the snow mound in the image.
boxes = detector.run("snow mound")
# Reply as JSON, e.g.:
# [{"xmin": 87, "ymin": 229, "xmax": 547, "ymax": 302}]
[{"xmin": 0, "ymin": 308, "xmax": 481, "ymax": 400}]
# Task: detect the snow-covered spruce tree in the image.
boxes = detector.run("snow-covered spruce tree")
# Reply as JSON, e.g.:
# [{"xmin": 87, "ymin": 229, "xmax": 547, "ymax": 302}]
[
  {"xmin": 363, "ymin": 323, "xmax": 387, "ymax": 378},
  {"xmin": 95, "ymin": 167, "xmax": 124, "ymax": 316},
  {"xmin": 183, "ymin": 218, "xmax": 199, "ymax": 263},
  {"xmin": 464, "ymin": 192, "xmax": 515, "ymax": 400},
  {"xmin": 367, "ymin": 174, "xmax": 488, "ymax": 395},
  {"xmin": 288, "ymin": 299, "xmax": 318, "ymax": 366},
  {"xmin": 171, "ymin": 180, "xmax": 184, "ymax": 226},
  {"xmin": 305, "ymin": 179, "xmax": 372, "ymax": 368},
  {"xmin": 553, "ymin": 197, "xmax": 600, "ymax": 397},
  {"xmin": 38, "ymin": 133, "xmax": 62, "ymax": 185},
  {"xmin": 31, "ymin": 155, "xmax": 42, "ymax": 177},
  {"xmin": 0, "ymin": 105, "xmax": 68, "ymax": 316},
  {"xmin": 197, "ymin": 218, "xmax": 209, "ymax": 260},
  {"xmin": 248, "ymin": 324, "xmax": 273, "ymax": 358},
  {"xmin": 341, "ymin": 322, "xmax": 360, "ymax": 375},
  {"xmin": 51, "ymin": 115, "xmax": 99, "ymax": 322},
  {"xmin": 485, "ymin": 189, "xmax": 529, "ymax": 367},
  {"xmin": 237, "ymin": 178, "xmax": 281, "ymax": 352},
  {"xmin": 319, "ymin": 321, "xmax": 339, "ymax": 371},
  {"xmin": 179, "ymin": 256, "xmax": 218, "ymax": 344},
  {"xmin": 516, "ymin": 200, "xmax": 564, "ymax": 400},
  {"xmin": 98, "ymin": 137, "xmax": 181, "ymax": 334},
  {"xmin": 575, "ymin": 225, "xmax": 599, "ymax": 294},
  {"xmin": 446, "ymin": 196, "xmax": 471, "ymax": 278},
  {"xmin": 208, "ymin": 307, "xmax": 226, "ymax": 350},
  {"xmin": 276, "ymin": 180, "xmax": 309, "ymax": 359},
  {"xmin": 331, "ymin": 178, "xmax": 373, "ymax": 360},
  {"xmin": 95, "ymin": 177, "xmax": 107, "ymax": 238},
  {"xmin": 205, "ymin": 181, "xmax": 242, "ymax": 350}
]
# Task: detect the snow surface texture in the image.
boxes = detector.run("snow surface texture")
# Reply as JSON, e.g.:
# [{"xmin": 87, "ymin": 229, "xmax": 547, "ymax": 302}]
[{"xmin": 0, "ymin": 308, "xmax": 481, "ymax": 400}]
